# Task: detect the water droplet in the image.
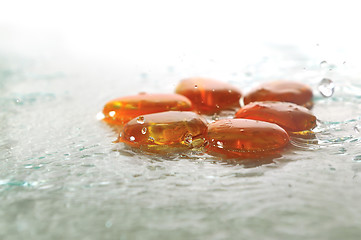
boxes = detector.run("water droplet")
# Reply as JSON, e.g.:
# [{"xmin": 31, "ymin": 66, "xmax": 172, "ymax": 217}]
[
  {"xmin": 105, "ymin": 220, "xmax": 113, "ymax": 228},
  {"xmin": 354, "ymin": 126, "xmax": 360, "ymax": 133},
  {"xmin": 318, "ymin": 78, "xmax": 335, "ymax": 97},
  {"xmin": 137, "ymin": 116, "xmax": 145, "ymax": 124},
  {"xmin": 141, "ymin": 127, "xmax": 147, "ymax": 134},
  {"xmin": 216, "ymin": 141, "xmax": 223, "ymax": 149},
  {"xmin": 14, "ymin": 98, "xmax": 22, "ymax": 105},
  {"xmin": 140, "ymin": 72, "xmax": 148, "ymax": 79},
  {"xmin": 184, "ymin": 133, "xmax": 193, "ymax": 146},
  {"xmin": 353, "ymin": 155, "xmax": 361, "ymax": 162},
  {"xmin": 320, "ymin": 60, "xmax": 327, "ymax": 66},
  {"xmin": 148, "ymin": 136, "xmax": 155, "ymax": 142},
  {"xmin": 109, "ymin": 111, "xmax": 116, "ymax": 117},
  {"xmin": 194, "ymin": 85, "xmax": 198, "ymax": 89},
  {"xmin": 130, "ymin": 136, "xmax": 135, "ymax": 141},
  {"xmin": 96, "ymin": 112, "xmax": 105, "ymax": 120},
  {"xmin": 212, "ymin": 113, "xmax": 219, "ymax": 122}
]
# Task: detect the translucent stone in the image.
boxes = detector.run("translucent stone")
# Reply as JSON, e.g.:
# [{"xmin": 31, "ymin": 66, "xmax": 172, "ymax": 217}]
[
  {"xmin": 102, "ymin": 93, "xmax": 192, "ymax": 125},
  {"xmin": 235, "ymin": 101, "xmax": 317, "ymax": 132},
  {"xmin": 206, "ymin": 119, "xmax": 290, "ymax": 158},
  {"xmin": 119, "ymin": 111, "xmax": 208, "ymax": 150},
  {"xmin": 175, "ymin": 77, "xmax": 242, "ymax": 114},
  {"xmin": 243, "ymin": 80, "xmax": 313, "ymax": 109}
]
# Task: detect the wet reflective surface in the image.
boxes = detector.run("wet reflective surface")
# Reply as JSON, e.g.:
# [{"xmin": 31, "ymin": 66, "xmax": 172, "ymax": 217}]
[{"xmin": 2, "ymin": 45, "xmax": 361, "ymax": 240}]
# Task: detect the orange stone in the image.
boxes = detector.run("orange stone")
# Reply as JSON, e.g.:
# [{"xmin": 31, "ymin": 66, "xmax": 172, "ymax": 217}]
[
  {"xmin": 102, "ymin": 93, "xmax": 192, "ymax": 125},
  {"xmin": 119, "ymin": 111, "xmax": 208, "ymax": 151},
  {"xmin": 175, "ymin": 77, "xmax": 242, "ymax": 114},
  {"xmin": 235, "ymin": 101, "xmax": 317, "ymax": 132},
  {"xmin": 243, "ymin": 80, "xmax": 313, "ymax": 108},
  {"xmin": 206, "ymin": 119, "xmax": 289, "ymax": 158}
]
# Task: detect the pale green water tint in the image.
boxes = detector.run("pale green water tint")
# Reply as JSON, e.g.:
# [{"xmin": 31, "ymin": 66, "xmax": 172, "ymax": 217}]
[{"xmin": 1, "ymin": 50, "xmax": 361, "ymax": 240}]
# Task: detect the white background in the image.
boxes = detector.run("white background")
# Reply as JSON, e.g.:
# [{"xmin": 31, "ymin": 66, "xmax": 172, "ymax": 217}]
[{"xmin": 1, "ymin": 0, "xmax": 360, "ymax": 66}]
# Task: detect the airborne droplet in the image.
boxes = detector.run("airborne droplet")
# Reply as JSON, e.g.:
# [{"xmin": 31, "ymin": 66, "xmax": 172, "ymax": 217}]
[
  {"xmin": 141, "ymin": 127, "xmax": 147, "ymax": 134},
  {"xmin": 320, "ymin": 60, "xmax": 328, "ymax": 67},
  {"xmin": 318, "ymin": 78, "xmax": 335, "ymax": 97}
]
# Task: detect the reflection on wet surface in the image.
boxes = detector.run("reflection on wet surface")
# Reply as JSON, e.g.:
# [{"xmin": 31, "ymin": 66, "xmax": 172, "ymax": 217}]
[{"xmin": 1, "ymin": 46, "xmax": 361, "ymax": 240}]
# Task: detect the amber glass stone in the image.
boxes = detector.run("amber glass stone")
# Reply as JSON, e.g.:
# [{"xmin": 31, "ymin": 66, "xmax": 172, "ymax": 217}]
[
  {"xmin": 206, "ymin": 119, "xmax": 289, "ymax": 158},
  {"xmin": 243, "ymin": 80, "xmax": 313, "ymax": 108},
  {"xmin": 235, "ymin": 101, "xmax": 317, "ymax": 132},
  {"xmin": 102, "ymin": 93, "xmax": 192, "ymax": 125},
  {"xmin": 119, "ymin": 111, "xmax": 208, "ymax": 151},
  {"xmin": 175, "ymin": 77, "xmax": 242, "ymax": 114}
]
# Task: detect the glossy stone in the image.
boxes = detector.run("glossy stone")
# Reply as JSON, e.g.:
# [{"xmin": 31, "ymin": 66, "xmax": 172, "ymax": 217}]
[
  {"xmin": 243, "ymin": 80, "xmax": 313, "ymax": 108},
  {"xmin": 119, "ymin": 111, "xmax": 208, "ymax": 151},
  {"xmin": 102, "ymin": 93, "xmax": 192, "ymax": 125},
  {"xmin": 206, "ymin": 119, "xmax": 290, "ymax": 158},
  {"xmin": 175, "ymin": 77, "xmax": 242, "ymax": 114},
  {"xmin": 235, "ymin": 101, "xmax": 317, "ymax": 132}
]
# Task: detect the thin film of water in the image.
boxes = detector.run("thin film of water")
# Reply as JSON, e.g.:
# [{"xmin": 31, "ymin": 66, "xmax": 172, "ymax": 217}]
[{"xmin": 1, "ymin": 53, "xmax": 361, "ymax": 240}]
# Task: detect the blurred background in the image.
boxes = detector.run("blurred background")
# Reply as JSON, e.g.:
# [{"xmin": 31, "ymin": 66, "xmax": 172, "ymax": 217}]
[{"xmin": 1, "ymin": 0, "xmax": 361, "ymax": 70}]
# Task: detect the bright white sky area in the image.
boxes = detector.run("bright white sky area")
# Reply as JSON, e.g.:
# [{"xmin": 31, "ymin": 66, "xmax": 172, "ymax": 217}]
[{"xmin": 0, "ymin": 0, "xmax": 360, "ymax": 67}]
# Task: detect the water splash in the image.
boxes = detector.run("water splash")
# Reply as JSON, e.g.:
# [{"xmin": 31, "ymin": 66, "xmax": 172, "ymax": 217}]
[{"xmin": 318, "ymin": 78, "xmax": 335, "ymax": 97}]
